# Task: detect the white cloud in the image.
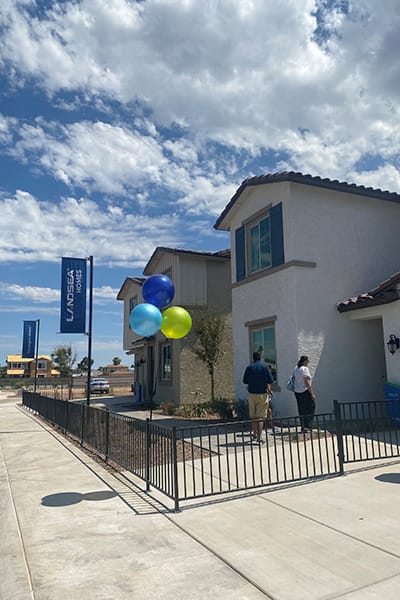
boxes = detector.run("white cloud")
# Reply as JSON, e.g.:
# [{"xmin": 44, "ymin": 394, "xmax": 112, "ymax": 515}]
[
  {"xmin": 0, "ymin": 114, "xmax": 17, "ymax": 144},
  {"xmin": 1, "ymin": 115, "xmax": 237, "ymax": 215},
  {"xmin": 0, "ymin": 190, "xmax": 196, "ymax": 264},
  {"xmin": 0, "ymin": 0, "xmax": 399, "ymax": 246},
  {"xmin": 0, "ymin": 1, "xmax": 397, "ymax": 144},
  {"xmin": 0, "ymin": 281, "xmax": 120, "ymax": 304},
  {"xmin": 0, "ymin": 0, "xmax": 398, "ymax": 184},
  {"xmin": 0, "ymin": 282, "xmax": 59, "ymax": 302},
  {"xmin": 348, "ymin": 164, "xmax": 400, "ymax": 193}
]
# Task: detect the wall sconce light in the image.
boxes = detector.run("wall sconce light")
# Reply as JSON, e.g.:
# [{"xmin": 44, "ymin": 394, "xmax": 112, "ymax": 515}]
[{"xmin": 387, "ymin": 334, "xmax": 400, "ymax": 355}]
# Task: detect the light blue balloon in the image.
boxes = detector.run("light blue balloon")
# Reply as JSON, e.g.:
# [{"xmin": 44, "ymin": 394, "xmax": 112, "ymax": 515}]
[{"xmin": 129, "ymin": 303, "xmax": 162, "ymax": 337}]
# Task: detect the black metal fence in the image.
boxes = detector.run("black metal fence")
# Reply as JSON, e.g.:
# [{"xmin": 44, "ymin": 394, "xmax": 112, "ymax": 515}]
[
  {"xmin": 22, "ymin": 391, "xmax": 400, "ymax": 511},
  {"xmin": 334, "ymin": 399, "xmax": 400, "ymax": 464}
]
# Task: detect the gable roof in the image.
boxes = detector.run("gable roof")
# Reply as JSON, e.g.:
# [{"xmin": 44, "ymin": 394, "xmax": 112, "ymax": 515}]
[
  {"xmin": 337, "ymin": 271, "xmax": 400, "ymax": 313},
  {"xmin": 116, "ymin": 276, "xmax": 146, "ymax": 301},
  {"xmin": 214, "ymin": 171, "xmax": 400, "ymax": 231},
  {"xmin": 143, "ymin": 246, "xmax": 230, "ymax": 275}
]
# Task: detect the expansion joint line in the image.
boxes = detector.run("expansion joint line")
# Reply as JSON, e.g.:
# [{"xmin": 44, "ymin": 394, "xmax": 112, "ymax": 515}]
[
  {"xmin": 0, "ymin": 440, "xmax": 35, "ymax": 599},
  {"xmin": 262, "ymin": 495, "xmax": 400, "ymax": 561}
]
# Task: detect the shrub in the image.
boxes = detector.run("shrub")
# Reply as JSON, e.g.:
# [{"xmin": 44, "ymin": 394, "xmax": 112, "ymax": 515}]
[
  {"xmin": 160, "ymin": 402, "xmax": 177, "ymax": 416},
  {"xmin": 234, "ymin": 399, "xmax": 249, "ymax": 421},
  {"xmin": 207, "ymin": 397, "xmax": 234, "ymax": 419}
]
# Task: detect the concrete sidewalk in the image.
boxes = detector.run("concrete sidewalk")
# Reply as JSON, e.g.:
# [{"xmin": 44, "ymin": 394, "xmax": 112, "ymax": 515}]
[{"xmin": 2, "ymin": 391, "xmax": 400, "ymax": 599}]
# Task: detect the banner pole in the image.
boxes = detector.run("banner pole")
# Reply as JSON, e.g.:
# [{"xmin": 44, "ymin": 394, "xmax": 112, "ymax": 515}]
[
  {"xmin": 86, "ymin": 256, "xmax": 93, "ymax": 406},
  {"xmin": 33, "ymin": 319, "xmax": 40, "ymax": 393}
]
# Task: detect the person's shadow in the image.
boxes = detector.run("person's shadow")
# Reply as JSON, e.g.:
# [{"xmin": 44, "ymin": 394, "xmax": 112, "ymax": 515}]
[{"xmin": 41, "ymin": 490, "xmax": 117, "ymax": 506}]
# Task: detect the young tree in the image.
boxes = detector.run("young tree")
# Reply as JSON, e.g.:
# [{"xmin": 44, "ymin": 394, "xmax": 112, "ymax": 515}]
[
  {"xmin": 51, "ymin": 345, "xmax": 76, "ymax": 399},
  {"xmin": 112, "ymin": 356, "xmax": 121, "ymax": 366},
  {"xmin": 77, "ymin": 356, "xmax": 94, "ymax": 373},
  {"xmin": 193, "ymin": 313, "xmax": 225, "ymax": 400}
]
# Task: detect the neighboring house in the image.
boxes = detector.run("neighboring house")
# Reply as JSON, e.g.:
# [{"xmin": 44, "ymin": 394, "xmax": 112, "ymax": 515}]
[
  {"xmin": 101, "ymin": 364, "xmax": 131, "ymax": 376},
  {"xmin": 214, "ymin": 171, "xmax": 400, "ymax": 417},
  {"xmin": 6, "ymin": 354, "xmax": 60, "ymax": 378},
  {"xmin": 117, "ymin": 247, "xmax": 234, "ymax": 406}
]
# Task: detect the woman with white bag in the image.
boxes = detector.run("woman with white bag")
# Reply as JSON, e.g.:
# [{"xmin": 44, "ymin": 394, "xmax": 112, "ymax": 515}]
[{"xmin": 293, "ymin": 355, "xmax": 316, "ymax": 433}]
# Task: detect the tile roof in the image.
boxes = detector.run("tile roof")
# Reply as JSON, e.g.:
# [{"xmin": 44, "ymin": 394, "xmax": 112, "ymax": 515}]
[
  {"xmin": 214, "ymin": 171, "xmax": 400, "ymax": 230},
  {"xmin": 337, "ymin": 271, "xmax": 400, "ymax": 312}
]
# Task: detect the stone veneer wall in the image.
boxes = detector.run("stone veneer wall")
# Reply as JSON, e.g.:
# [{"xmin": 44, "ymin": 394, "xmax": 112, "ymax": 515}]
[{"xmin": 178, "ymin": 312, "xmax": 234, "ymax": 405}]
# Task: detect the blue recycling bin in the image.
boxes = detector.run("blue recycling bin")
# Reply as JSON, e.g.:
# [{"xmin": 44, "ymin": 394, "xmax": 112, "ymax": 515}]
[
  {"xmin": 385, "ymin": 383, "xmax": 400, "ymax": 426},
  {"xmin": 136, "ymin": 382, "xmax": 142, "ymax": 404}
]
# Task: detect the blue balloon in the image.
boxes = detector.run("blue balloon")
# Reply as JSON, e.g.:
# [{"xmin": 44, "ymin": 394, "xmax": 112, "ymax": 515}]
[
  {"xmin": 129, "ymin": 303, "xmax": 162, "ymax": 337},
  {"xmin": 142, "ymin": 274, "xmax": 175, "ymax": 309}
]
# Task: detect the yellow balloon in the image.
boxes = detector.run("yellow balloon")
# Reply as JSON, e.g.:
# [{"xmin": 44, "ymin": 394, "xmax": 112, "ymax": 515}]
[{"xmin": 161, "ymin": 306, "xmax": 192, "ymax": 339}]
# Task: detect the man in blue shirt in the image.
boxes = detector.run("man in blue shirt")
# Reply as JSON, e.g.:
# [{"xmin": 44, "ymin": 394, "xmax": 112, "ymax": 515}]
[{"xmin": 243, "ymin": 352, "xmax": 273, "ymax": 443}]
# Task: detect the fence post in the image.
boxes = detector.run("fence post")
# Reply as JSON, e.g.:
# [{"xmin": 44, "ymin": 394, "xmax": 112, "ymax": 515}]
[
  {"xmin": 334, "ymin": 400, "xmax": 345, "ymax": 474},
  {"xmin": 105, "ymin": 409, "xmax": 110, "ymax": 462},
  {"xmin": 80, "ymin": 403, "xmax": 84, "ymax": 445},
  {"xmin": 172, "ymin": 426, "xmax": 180, "ymax": 512},
  {"xmin": 145, "ymin": 418, "xmax": 151, "ymax": 492},
  {"xmin": 65, "ymin": 399, "xmax": 69, "ymax": 433}
]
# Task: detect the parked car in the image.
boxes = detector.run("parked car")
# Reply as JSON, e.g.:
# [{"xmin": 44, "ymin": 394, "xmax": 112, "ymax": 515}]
[{"xmin": 89, "ymin": 378, "xmax": 110, "ymax": 394}]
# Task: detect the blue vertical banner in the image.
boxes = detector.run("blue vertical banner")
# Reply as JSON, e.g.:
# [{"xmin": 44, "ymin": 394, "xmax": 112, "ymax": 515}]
[
  {"xmin": 22, "ymin": 320, "xmax": 37, "ymax": 358},
  {"xmin": 60, "ymin": 257, "xmax": 87, "ymax": 333}
]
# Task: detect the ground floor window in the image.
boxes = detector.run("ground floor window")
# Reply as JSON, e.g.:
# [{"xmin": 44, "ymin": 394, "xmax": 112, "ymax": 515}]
[
  {"xmin": 160, "ymin": 343, "xmax": 172, "ymax": 381},
  {"xmin": 250, "ymin": 323, "xmax": 276, "ymax": 382}
]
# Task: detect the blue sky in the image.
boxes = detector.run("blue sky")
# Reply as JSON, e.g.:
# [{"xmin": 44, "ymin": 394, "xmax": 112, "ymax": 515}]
[{"xmin": 1, "ymin": 0, "xmax": 399, "ymax": 368}]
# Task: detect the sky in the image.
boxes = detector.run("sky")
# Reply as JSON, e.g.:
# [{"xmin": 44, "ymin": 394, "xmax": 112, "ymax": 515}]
[{"xmin": 1, "ymin": 0, "xmax": 400, "ymax": 369}]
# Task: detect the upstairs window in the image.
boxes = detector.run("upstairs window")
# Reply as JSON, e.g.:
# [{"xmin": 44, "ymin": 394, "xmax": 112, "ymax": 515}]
[
  {"xmin": 235, "ymin": 202, "xmax": 284, "ymax": 282},
  {"xmin": 129, "ymin": 295, "xmax": 138, "ymax": 313},
  {"xmin": 250, "ymin": 215, "xmax": 271, "ymax": 273},
  {"xmin": 129, "ymin": 296, "xmax": 138, "ymax": 330}
]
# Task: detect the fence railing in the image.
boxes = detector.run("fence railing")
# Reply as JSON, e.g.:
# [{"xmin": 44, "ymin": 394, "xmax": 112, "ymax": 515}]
[
  {"xmin": 175, "ymin": 414, "xmax": 339, "ymax": 503},
  {"xmin": 334, "ymin": 399, "xmax": 400, "ymax": 463},
  {"xmin": 22, "ymin": 391, "xmax": 400, "ymax": 511}
]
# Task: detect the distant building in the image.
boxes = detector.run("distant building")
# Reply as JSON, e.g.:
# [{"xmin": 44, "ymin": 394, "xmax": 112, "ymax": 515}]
[
  {"xmin": 6, "ymin": 354, "xmax": 60, "ymax": 378},
  {"xmin": 101, "ymin": 364, "xmax": 131, "ymax": 376}
]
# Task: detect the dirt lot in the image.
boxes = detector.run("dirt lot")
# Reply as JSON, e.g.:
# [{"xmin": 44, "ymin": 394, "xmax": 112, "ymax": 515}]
[{"xmin": 17, "ymin": 385, "xmax": 134, "ymax": 401}]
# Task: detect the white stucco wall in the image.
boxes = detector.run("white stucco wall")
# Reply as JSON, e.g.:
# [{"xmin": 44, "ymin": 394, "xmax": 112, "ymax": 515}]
[
  {"xmin": 229, "ymin": 182, "xmax": 400, "ymax": 417},
  {"xmin": 347, "ymin": 300, "xmax": 400, "ymax": 388}
]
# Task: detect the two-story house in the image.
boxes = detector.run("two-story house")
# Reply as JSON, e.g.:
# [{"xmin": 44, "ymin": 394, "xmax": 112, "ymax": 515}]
[
  {"xmin": 214, "ymin": 172, "xmax": 400, "ymax": 417},
  {"xmin": 117, "ymin": 247, "xmax": 234, "ymax": 406},
  {"xmin": 6, "ymin": 354, "xmax": 60, "ymax": 378}
]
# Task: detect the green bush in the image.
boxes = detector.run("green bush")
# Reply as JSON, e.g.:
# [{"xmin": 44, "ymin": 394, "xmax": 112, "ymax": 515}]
[
  {"xmin": 207, "ymin": 397, "xmax": 234, "ymax": 419},
  {"xmin": 189, "ymin": 403, "xmax": 210, "ymax": 418},
  {"xmin": 234, "ymin": 399, "xmax": 249, "ymax": 421},
  {"xmin": 160, "ymin": 402, "xmax": 177, "ymax": 416},
  {"xmin": 175, "ymin": 404, "xmax": 193, "ymax": 418},
  {"xmin": 176, "ymin": 398, "xmax": 234, "ymax": 420}
]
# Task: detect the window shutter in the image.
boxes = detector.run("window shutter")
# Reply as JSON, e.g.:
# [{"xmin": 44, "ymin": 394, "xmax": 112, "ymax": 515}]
[
  {"xmin": 270, "ymin": 202, "xmax": 284, "ymax": 267},
  {"xmin": 235, "ymin": 226, "xmax": 246, "ymax": 281}
]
